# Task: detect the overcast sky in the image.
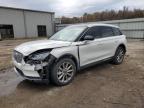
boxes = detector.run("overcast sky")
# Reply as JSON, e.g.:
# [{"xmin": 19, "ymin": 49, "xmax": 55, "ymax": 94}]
[{"xmin": 0, "ymin": 0, "xmax": 144, "ymax": 17}]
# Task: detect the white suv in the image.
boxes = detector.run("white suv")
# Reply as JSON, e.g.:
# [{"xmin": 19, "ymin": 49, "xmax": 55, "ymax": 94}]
[{"xmin": 13, "ymin": 24, "xmax": 127, "ymax": 86}]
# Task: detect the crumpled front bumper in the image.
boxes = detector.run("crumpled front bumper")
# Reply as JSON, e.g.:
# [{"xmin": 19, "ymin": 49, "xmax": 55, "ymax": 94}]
[
  {"xmin": 14, "ymin": 67, "xmax": 42, "ymax": 80},
  {"xmin": 13, "ymin": 54, "xmax": 56, "ymax": 81}
]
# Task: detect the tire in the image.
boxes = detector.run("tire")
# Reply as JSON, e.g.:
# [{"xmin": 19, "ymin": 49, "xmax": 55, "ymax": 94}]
[
  {"xmin": 112, "ymin": 47, "xmax": 125, "ymax": 65},
  {"xmin": 50, "ymin": 58, "xmax": 76, "ymax": 86}
]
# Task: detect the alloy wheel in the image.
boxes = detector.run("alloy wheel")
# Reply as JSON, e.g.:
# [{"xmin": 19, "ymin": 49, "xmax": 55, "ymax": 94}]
[
  {"xmin": 57, "ymin": 62, "xmax": 74, "ymax": 83},
  {"xmin": 116, "ymin": 48, "xmax": 124, "ymax": 63}
]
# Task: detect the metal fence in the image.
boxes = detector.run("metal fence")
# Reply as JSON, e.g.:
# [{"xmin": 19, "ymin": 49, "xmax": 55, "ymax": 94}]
[{"xmin": 55, "ymin": 18, "xmax": 144, "ymax": 39}]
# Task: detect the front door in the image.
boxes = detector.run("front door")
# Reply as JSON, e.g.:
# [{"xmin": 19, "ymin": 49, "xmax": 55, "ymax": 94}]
[
  {"xmin": 78, "ymin": 26, "xmax": 103, "ymax": 66},
  {"xmin": 79, "ymin": 39, "xmax": 105, "ymax": 66}
]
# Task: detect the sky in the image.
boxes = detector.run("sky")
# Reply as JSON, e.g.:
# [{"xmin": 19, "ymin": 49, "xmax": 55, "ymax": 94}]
[{"xmin": 0, "ymin": 0, "xmax": 144, "ymax": 17}]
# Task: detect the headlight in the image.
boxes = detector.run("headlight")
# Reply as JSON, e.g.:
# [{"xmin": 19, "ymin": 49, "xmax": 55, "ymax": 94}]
[
  {"xmin": 29, "ymin": 52, "xmax": 50, "ymax": 61},
  {"xmin": 13, "ymin": 50, "xmax": 23, "ymax": 63}
]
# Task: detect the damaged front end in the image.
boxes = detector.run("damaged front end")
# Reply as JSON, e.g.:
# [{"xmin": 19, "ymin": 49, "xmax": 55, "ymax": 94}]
[{"xmin": 23, "ymin": 49, "xmax": 56, "ymax": 81}]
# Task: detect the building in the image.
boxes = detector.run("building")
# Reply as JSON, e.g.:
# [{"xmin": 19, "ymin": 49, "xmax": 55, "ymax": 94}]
[
  {"xmin": 56, "ymin": 18, "xmax": 144, "ymax": 39},
  {"xmin": 55, "ymin": 18, "xmax": 62, "ymax": 25},
  {"xmin": 0, "ymin": 6, "xmax": 54, "ymax": 39}
]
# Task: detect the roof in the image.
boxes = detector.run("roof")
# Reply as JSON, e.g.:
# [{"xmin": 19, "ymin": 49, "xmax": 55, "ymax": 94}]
[
  {"xmin": 97, "ymin": 18, "xmax": 144, "ymax": 23},
  {"xmin": 69, "ymin": 23, "xmax": 119, "ymax": 28},
  {"xmin": 0, "ymin": 6, "xmax": 54, "ymax": 14}
]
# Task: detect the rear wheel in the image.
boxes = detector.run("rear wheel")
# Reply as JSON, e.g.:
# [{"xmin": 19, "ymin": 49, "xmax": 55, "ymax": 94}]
[
  {"xmin": 112, "ymin": 47, "xmax": 125, "ymax": 65},
  {"xmin": 50, "ymin": 58, "xmax": 76, "ymax": 86}
]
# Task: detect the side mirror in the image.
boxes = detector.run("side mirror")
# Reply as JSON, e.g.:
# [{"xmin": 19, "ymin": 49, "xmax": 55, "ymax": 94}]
[{"xmin": 84, "ymin": 35, "xmax": 94, "ymax": 41}]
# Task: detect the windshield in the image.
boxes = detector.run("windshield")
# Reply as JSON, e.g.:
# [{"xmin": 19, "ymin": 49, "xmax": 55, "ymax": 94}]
[{"xmin": 50, "ymin": 26, "xmax": 87, "ymax": 42}]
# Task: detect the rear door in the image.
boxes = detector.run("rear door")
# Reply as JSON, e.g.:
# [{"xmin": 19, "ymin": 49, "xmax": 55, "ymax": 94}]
[{"xmin": 97, "ymin": 26, "xmax": 117, "ymax": 59}]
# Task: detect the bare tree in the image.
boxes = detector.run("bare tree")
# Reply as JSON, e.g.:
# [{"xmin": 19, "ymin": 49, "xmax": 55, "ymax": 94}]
[{"xmin": 61, "ymin": 7, "xmax": 144, "ymax": 24}]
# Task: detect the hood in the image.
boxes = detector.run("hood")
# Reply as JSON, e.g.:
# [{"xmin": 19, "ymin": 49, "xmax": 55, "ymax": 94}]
[{"xmin": 15, "ymin": 39, "xmax": 72, "ymax": 56}]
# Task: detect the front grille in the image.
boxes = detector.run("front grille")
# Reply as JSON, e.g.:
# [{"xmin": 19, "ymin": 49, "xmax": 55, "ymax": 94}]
[{"xmin": 13, "ymin": 51, "xmax": 23, "ymax": 63}]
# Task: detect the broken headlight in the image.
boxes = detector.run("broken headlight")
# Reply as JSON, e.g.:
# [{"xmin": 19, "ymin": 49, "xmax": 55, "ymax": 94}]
[{"xmin": 28, "ymin": 52, "xmax": 50, "ymax": 61}]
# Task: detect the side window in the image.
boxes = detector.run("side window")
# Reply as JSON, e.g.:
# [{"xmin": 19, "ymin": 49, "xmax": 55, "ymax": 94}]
[
  {"xmin": 100, "ymin": 26, "xmax": 114, "ymax": 37},
  {"xmin": 83, "ymin": 27, "xmax": 101, "ymax": 39},
  {"xmin": 112, "ymin": 27, "xmax": 123, "ymax": 36}
]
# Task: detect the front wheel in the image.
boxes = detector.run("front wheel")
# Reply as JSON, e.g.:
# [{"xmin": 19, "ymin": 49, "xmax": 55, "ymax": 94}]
[
  {"xmin": 112, "ymin": 47, "xmax": 125, "ymax": 65},
  {"xmin": 50, "ymin": 58, "xmax": 76, "ymax": 86}
]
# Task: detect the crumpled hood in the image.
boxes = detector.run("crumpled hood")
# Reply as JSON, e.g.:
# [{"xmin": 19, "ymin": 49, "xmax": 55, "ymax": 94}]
[{"xmin": 15, "ymin": 39, "xmax": 72, "ymax": 56}]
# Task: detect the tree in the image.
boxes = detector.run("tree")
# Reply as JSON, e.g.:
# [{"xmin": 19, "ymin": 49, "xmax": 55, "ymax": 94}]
[{"xmin": 61, "ymin": 7, "xmax": 144, "ymax": 24}]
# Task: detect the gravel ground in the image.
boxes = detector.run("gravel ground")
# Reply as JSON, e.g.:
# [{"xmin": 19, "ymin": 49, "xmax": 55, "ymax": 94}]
[{"xmin": 0, "ymin": 39, "xmax": 143, "ymax": 108}]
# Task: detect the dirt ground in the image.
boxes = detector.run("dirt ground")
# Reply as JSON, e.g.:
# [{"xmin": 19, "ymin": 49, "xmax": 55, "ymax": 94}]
[
  {"xmin": 0, "ymin": 38, "xmax": 46, "ymax": 71},
  {"xmin": 0, "ymin": 39, "xmax": 144, "ymax": 108}
]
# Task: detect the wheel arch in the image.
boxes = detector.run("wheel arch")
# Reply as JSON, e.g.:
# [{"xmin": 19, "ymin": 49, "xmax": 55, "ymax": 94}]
[
  {"xmin": 56, "ymin": 53, "xmax": 79, "ymax": 71},
  {"xmin": 117, "ymin": 44, "xmax": 126, "ymax": 53}
]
